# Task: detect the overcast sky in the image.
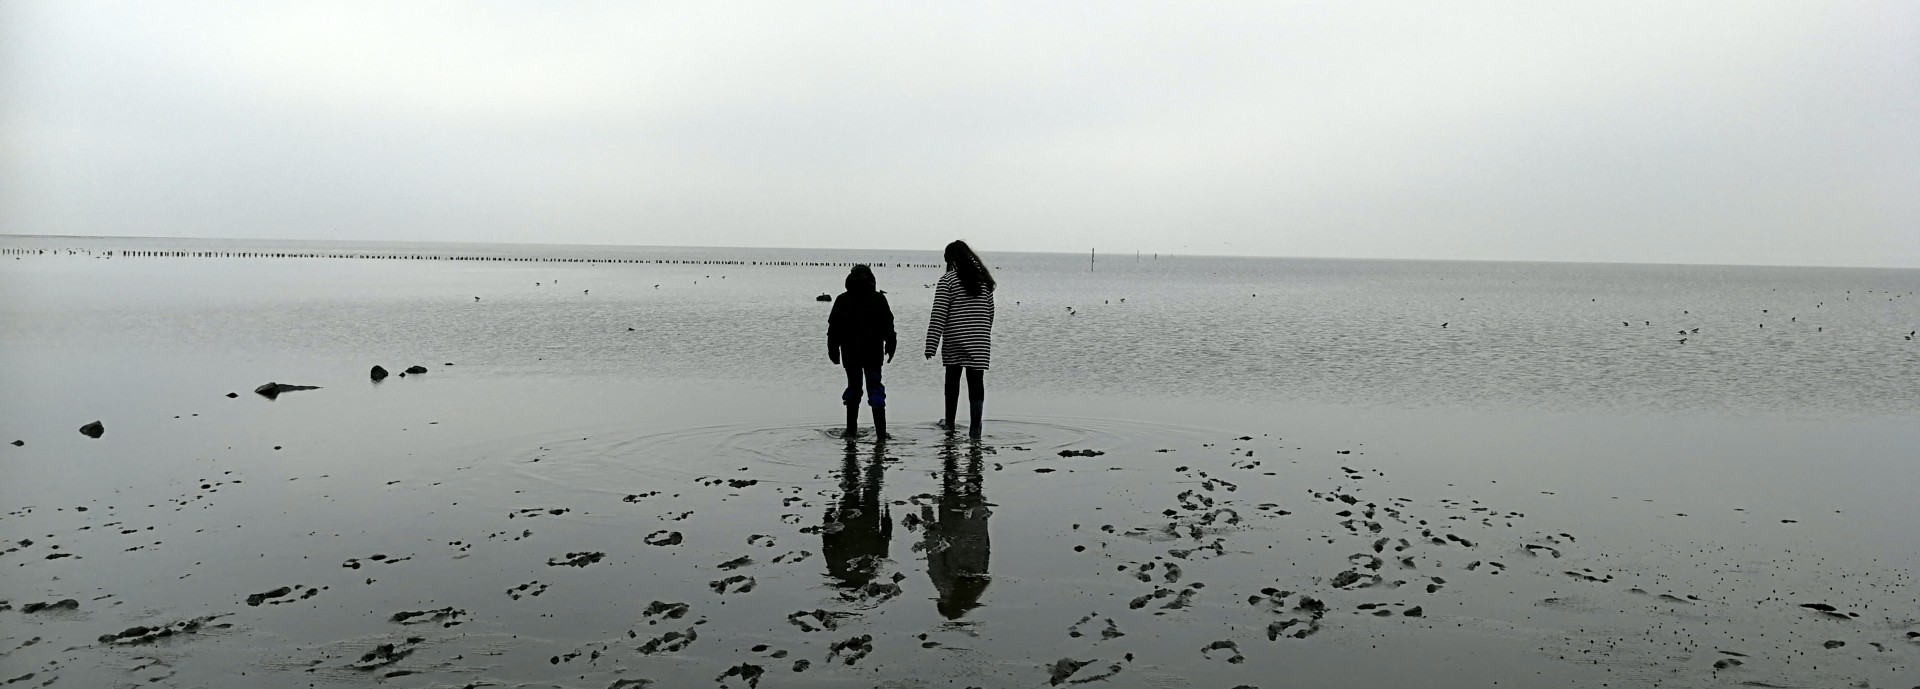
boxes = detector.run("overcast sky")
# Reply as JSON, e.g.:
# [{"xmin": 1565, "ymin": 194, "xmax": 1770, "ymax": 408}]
[{"xmin": 2, "ymin": 2, "xmax": 1915, "ymax": 266}]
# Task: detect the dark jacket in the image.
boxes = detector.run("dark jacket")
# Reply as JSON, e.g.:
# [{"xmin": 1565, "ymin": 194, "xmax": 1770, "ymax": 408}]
[{"xmin": 828, "ymin": 290, "xmax": 897, "ymax": 363}]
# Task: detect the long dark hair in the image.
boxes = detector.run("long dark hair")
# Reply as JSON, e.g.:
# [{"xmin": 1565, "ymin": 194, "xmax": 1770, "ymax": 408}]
[
  {"xmin": 845, "ymin": 264, "xmax": 877, "ymax": 293},
  {"xmin": 943, "ymin": 240, "xmax": 994, "ymax": 297}
]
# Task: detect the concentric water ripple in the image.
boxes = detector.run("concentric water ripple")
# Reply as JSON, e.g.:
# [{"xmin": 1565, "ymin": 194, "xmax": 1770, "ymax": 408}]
[{"xmin": 473, "ymin": 415, "xmax": 1213, "ymax": 498}]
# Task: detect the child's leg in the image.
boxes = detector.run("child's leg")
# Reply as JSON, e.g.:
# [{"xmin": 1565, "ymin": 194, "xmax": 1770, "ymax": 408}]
[
  {"xmin": 863, "ymin": 364, "xmax": 885, "ymax": 409},
  {"xmin": 842, "ymin": 365, "xmax": 863, "ymax": 434},
  {"xmin": 943, "ymin": 365, "xmax": 962, "ymax": 429},
  {"xmin": 866, "ymin": 364, "xmax": 888, "ymax": 440},
  {"xmin": 965, "ymin": 367, "xmax": 986, "ymax": 438}
]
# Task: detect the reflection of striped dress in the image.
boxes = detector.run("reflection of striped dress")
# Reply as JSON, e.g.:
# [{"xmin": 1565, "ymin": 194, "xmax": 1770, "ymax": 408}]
[{"xmin": 924, "ymin": 271, "xmax": 995, "ymax": 369}]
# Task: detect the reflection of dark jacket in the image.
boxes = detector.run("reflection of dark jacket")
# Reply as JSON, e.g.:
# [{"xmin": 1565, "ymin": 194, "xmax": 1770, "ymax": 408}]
[
  {"xmin": 828, "ymin": 291, "xmax": 897, "ymax": 362},
  {"xmin": 822, "ymin": 452, "xmax": 890, "ymax": 590},
  {"xmin": 926, "ymin": 459, "xmax": 989, "ymax": 618}
]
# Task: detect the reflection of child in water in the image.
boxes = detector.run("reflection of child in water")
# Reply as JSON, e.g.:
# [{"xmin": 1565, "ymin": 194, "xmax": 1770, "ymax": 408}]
[
  {"xmin": 821, "ymin": 442, "xmax": 890, "ymax": 591},
  {"xmin": 925, "ymin": 441, "xmax": 990, "ymax": 618},
  {"xmin": 827, "ymin": 265, "xmax": 896, "ymax": 439}
]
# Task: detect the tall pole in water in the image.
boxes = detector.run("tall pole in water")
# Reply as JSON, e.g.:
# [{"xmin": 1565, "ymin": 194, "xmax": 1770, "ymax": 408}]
[{"xmin": 1090, "ymin": 248, "xmax": 1095, "ymax": 272}]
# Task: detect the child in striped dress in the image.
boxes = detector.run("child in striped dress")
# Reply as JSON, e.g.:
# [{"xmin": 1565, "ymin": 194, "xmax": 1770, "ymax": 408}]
[
  {"xmin": 829, "ymin": 265, "xmax": 896, "ymax": 439},
  {"xmin": 924, "ymin": 240, "xmax": 996, "ymax": 439}
]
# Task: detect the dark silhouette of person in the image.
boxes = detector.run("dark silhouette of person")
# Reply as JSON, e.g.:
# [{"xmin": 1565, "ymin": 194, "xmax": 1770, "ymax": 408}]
[
  {"xmin": 923, "ymin": 437, "xmax": 991, "ymax": 618},
  {"xmin": 821, "ymin": 439, "xmax": 891, "ymax": 592},
  {"xmin": 828, "ymin": 264, "xmax": 896, "ymax": 439},
  {"xmin": 924, "ymin": 241, "xmax": 996, "ymax": 439}
]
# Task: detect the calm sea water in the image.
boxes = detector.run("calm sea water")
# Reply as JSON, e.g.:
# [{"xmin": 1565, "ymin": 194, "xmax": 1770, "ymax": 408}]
[{"xmin": 4, "ymin": 235, "xmax": 1917, "ymax": 415}]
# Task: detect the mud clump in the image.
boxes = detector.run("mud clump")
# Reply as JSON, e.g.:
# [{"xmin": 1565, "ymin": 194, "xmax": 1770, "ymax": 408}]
[
  {"xmin": 350, "ymin": 637, "xmax": 424, "ymax": 670},
  {"xmin": 715, "ymin": 662, "xmax": 764, "ymax": 688},
  {"xmin": 643, "ymin": 601, "xmax": 689, "ymax": 621},
  {"xmin": 644, "ymin": 531, "xmax": 683, "ymax": 546},
  {"xmin": 98, "ymin": 615, "xmax": 230, "ymax": 644},
  {"xmin": 78, "ymin": 421, "xmax": 105, "ymax": 438},
  {"xmin": 826, "ymin": 634, "xmax": 874, "ymax": 664},
  {"xmin": 21, "ymin": 599, "xmax": 78, "ymax": 613},
  {"xmin": 245, "ymin": 586, "xmax": 293, "ymax": 606},
  {"xmin": 389, "ymin": 607, "xmax": 465, "ymax": 627},
  {"xmin": 547, "ymin": 552, "xmax": 606, "ymax": 567},
  {"xmin": 1058, "ymin": 449, "xmax": 1105, "ymax": 458},
  {"xmin": 253, "ymin": 382, "xmax": 321, "ymax": 399},
  {"xmin": 637, "ymin": 627, "xmax": 697, "ymax": 655},
  {"xmin": 1048, "ymin": 658, "xmax": 1092, "ymax": 685}
]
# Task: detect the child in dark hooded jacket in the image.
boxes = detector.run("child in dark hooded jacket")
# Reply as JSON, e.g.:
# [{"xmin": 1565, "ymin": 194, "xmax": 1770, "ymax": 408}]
[{"xmin": 828, "ymin": 264, "xmax": 896, "ymax": 438}]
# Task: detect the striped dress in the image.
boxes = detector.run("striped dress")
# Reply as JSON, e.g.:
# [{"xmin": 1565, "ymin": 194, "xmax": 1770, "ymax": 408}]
[{"xmin": 924, "ymin": 271, "xmax": 995, "ymax": 369}]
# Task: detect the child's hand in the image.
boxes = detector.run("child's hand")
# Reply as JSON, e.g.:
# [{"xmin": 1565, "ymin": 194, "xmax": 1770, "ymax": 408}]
[
  {"xmin": 886, "ymin": 353, "xmax": 894, "ymax": 364},
  {"xmin": 829, "ymin": 353, "xmax": 840, "ymax": 365}
]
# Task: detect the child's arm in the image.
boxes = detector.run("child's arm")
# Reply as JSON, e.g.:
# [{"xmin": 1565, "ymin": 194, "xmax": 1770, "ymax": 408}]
[
  {"xmin": 924, "ymin": 277, "xmax": 951, "ymax": 359},
  {"xmin": 879, "ymin": 294, "xmax": 897, "ymax": 362},
  {"xmin": 827, "ymin": 295, "xmax": 846, "ymax": 364}
]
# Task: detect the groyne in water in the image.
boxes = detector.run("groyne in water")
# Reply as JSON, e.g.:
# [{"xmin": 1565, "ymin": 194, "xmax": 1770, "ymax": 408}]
[{"xmin": 0, "ymin": 246, "xmax": 939, "ymax": 269}]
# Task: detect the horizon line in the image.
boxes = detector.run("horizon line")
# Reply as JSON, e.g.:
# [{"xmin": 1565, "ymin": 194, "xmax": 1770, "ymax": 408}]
[{"xmin": 1, "ymin": 232, "xmax": 1915, "ymax": 272}]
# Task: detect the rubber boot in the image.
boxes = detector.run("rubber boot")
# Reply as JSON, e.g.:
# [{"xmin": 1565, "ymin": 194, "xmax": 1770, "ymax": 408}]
[
  {"xmin": 967, "ymin": 398, "xmax": 984, "ymax": 439},
  {"xmin": 872, "ymin": 406, "xmax": 887, "ymax": 441},
  {"xmin": 845, "ymin": 404, "xmax": 859, "ymax": 439}
]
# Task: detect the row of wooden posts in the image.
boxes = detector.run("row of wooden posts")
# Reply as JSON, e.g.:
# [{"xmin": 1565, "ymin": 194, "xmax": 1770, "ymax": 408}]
[{"xmin": 0, "ymin": 247, "xmax": 938, "ymax": 269}]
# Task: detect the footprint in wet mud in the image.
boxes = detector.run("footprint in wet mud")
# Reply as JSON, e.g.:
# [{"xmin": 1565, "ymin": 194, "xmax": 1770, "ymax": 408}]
[
  {"xmin": 1128, "ymin": 584, "xmax": 1200, "ymax": 612},
  {"xmin": 622, "ymin": 491, "xmax": 661, "ymax": 503},
  {"xmin": 644, "ymin": 530, "xmax": 683, "ymax": 546},
  {"xmin": 769, "ymin": 550, "xmax": 812, "ymax": 564},
  {"xmin": 787, "ymin": 609, "xmax": 856, "ymax": 632},
  {"xmin": 1067, "ymin": 613, "xmax": 1125, "ymax": 640},
  {"xmin": 840, "ymin": 575, "xmax": 904, "ymax": 605},
  {"xmin": 715, "ymin": 662, "xmax": 764, "ymax": 688},
  {"xmin": 1046, "ymin": 656, "xmax": 1129, "ymax": 685},
  {"xmin": 825, "ymin": 634, "xmax": 873, "ymax": 665},
  {"xmin": 708, "ymin": 575, "xmax": 756, "ymax": 594},
  {"xmin": 506, "ymin": 581, "xmax": 548, "ymax": 600},
  {"xmin": 747, "ymin": 534, "xmax": 776, "ymax": 547},
  {"xmin": 1200, "ymin": 639, "xmax": 1246, "ymax": 663},
  {"xmin": 1330, "ymin": 569, "xmax": 1383, "ymax": 590},
  {"xmin": 717, "ymin": 555, "xmax": 754, "ymax": 570},
  {"xmin": 637, "ymin": 627, "xmax": 697, "ymax": 654},
  {"xmin": 642, "ymin": 601, "xmax": 689, "ymax": 622}
]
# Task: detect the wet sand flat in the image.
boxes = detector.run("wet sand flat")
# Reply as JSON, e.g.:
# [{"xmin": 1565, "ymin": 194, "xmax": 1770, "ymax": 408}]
[{"xmin": 3, "ymin": 242, "xmax": 1919, "ymax": 688}]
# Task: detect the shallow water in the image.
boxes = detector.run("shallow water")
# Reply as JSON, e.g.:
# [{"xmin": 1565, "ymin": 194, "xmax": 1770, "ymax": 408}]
[{"xmin": 2, "ymin": 237, "xmax": 1918, "ymax": 688}]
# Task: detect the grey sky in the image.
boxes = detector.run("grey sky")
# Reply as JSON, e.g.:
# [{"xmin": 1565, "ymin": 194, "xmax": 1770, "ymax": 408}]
[{"xmin": 2, "ymin": 1, "xmax": 1915, "ymax": 267}]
